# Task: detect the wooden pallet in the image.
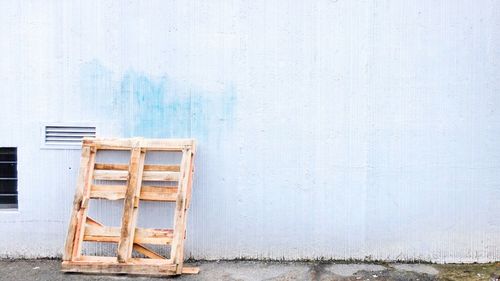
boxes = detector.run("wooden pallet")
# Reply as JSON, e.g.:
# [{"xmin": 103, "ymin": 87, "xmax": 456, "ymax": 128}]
[{"xmin": 61, "ymin": 138, "xmax": 198, "ymax": 276}]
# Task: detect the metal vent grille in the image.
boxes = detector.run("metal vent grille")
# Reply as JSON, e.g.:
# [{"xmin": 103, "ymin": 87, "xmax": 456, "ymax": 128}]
[{"xmin": 43, "ymin": 125, "xmax": 96, "ymax": 148}]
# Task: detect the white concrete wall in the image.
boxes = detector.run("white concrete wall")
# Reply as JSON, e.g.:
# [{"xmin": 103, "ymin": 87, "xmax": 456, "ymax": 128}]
[{"xmin": 0, "ymin": 0, "xmax": 499, "ymax": 262}]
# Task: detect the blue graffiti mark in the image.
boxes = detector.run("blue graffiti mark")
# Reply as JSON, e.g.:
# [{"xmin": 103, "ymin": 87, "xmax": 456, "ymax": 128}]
[
  {"xmin": 79, "ymin": 61, "xmax": 236, "ymax": 141},
  {"xmin": 119, "ymin": 72, "xmax": 169, "ymax": 137}
]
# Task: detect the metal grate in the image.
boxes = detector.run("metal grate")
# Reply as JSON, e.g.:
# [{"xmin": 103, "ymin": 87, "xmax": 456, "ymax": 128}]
[
  {"xmin": 43, "ymin": 125, "xmax": 96, "ymax": 148},
  {"xmin": 0, "ymin": 147, "xmax": 17, "ymax": 209}
]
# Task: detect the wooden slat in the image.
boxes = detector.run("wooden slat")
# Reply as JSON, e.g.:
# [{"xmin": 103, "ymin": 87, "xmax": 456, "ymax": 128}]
[
  {"xmin": 94, "ymin": 163, "xmax": 180, "ymax": 172},
  {"xmin": 186, "ymin": 152, "xmax": 196, "ymax": 210},
  {"xmin": 140, "ymin": 185, "xmax": 177, "ymax": 201},
  {"xmin": 145, "ymin": 165, "xmax": 180, "ymax": 172},
  {"xmin": 117, "ymin": 145, "xmax": 145, "ymax": 262},
  {"xmin": 85, "ymin": 216, "xmax": 102, "ymax": 227},
  {"xmin": 90, "ymin": 185, "xmax": 126, "ymax": 200},
  {"xmin": 62, "ymin": 256, "xmax": 198, "ymax": 275},
  {"xmin": 133, "ymin": 244, "xmax": 165, "ymax": 260},
  {"xmin": 61, "ymin": 263, "xmax": 198, "ymax": 276},
  {"xmin": 93, "ymin": 170, "xmax": 179, "ymax": 181},
  {"xmin": 71, "ymin": 147, "xmax": 97, "ymax": 260},
  {"xmin": 182, "ymin": 267, "xmax": 200, "ymax": 274},
  {"xmin": 90, "ymin": 185, "xmax": 177, "ymax": 201},
  {"xmin": 69, "ymin": 256, "xmax": 177, "ymax": 268},
  {"xmin": 85, "ymin": 217, "xmax": 165, "ymax": 259},
  {"xmin": 63, "ymin": 146, "xmax": 91, "ymax": 261},
  {"xmin": 94, "ymin": 163, "xmax": 128, "ymax": 170},
  {"xmin": 93, "ymin": 170, "xmax": 128, "ymax": 180},
  {"xmin": 176, "ymin": 149, "xmax": 195, "ymax": 270},
  {"xmin": 83, "ymin": 225, "xmax": 120, "ymax": 243},
  {"xmin": 83, "ymin": 138, "xmax": 195, "ymax": 151},
  {"xmin": 83, "ymin": 225, "xmax": 173, "ymax": 244},
  {"xmin": 142, "ymin": 171, "xmax": 180, "ymax": 181},
  {"xmin": 170, "ymin": 148, "xmax": 194, "ymax": 273},
  {"xmin": 132, "ymin": 228, "xmax": 174, "ymax": 244},
  {"xmin": 72, "ymin": 255, "xmax": 170, "ymax": 265}
]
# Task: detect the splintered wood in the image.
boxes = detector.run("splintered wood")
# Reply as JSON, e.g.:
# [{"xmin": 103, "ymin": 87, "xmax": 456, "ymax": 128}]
[{"xmin": 61, "ymin": 138, "xmax": 198, "ymax": 276}]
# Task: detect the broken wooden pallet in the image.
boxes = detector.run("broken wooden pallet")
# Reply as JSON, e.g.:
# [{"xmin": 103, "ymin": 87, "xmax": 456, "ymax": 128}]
[{"xmin": 61, "ymin": 138, "xmax": 198, "ymax": 276}]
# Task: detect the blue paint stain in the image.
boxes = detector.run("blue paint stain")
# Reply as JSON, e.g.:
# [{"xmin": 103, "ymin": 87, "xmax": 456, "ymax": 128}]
[
  {"xmin": 79, "ymin": 60, "xmax": 236, "ymax": 141},
  {"xmin": 120, "ymin": 72, "xmax": 169, "ymax": 137}
]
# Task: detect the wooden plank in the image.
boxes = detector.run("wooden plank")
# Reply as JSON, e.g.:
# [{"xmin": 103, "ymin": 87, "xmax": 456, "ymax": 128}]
[
  {"xmin": 133, "ymin": 244, "xmax": 165, "ymax": 260},
  {"xmin": 62, "ymin": 259, "xmax": 198, "ymax": 276},
  {"xmin": 175, "ymin": 149, "xmax": 195, "ymax": 271},
  {"xmin": 84, "ymin": 138, "xmax": 195, "ymax": 151},
  {"xmin": 62, "ymin": 256, "xmax": 177, "ymax": 276},
  {"xmin": 186, "ymin": 150, "xmax": 196, "ymax": 210},
  {"xmin": 92, "ymin": 170, "xmax": 128, "ymax": 180},
  {"xmin": 182, "ymin": 267, "xmax": 200, "ymax": 274},
  {"xmin": 94, "ymin": 163, "xmax": 180, "ymax": 172},
  {"xmin": 61, "ymin": 263, "xmax": 197, "ymax": 276},
  {"xmin": 71, "ymin": 147, "xmax": 97, "ymax": 260},
  {"xmin": 83, "ymin": 225, "xmax": 173, "ymax": 244},
  {"xmin": 90, "ymin": 185, "xmax": 177, "ymax": 201},
  {"xmin": 90, "ymin": 185, "xmax": 126, "ymax": 200},
  {"xmin": 85, "ymin": 217, "xmax": 165, "ymax": 259},
  {"xmin": 85, "ymin": 216, "xmax": 102, "ymax": 227},
  {"xmin": 142, "ymin": 171, "xmax": 179, "ymax": 181},
  {"xmin": 145, "ymin": 165, "xmax": 180, "ymax": 172},
  {"xmin": 132, "ymin": 228, "xmax": 174, "ymax": 244},
  {"xmin": 140, "ymin": 185, "xmax": 177, "ymax": 201},
  {"xmin": 74, "ymin": 255, "xmax": 171, "ymax": 265},
  {"xmin": 93, "ymin": 170, "xmax": 128, "ymax": 180},
  {"xmin": 93, "ymin": 170, "xmax": 179, "ymax": 181},
  {"xmin": 117, "ymin": 144, "xmax": 145, "ymax": 263},
  {"xmin": 61, "ymin": 264, "xmax": 177, "ymax": 276},
  {"xmin": 63, "ymin": 146, "xmax": 91, "ymax": 261},
  {"xmin": 94, "ymin": 163, "xmax": 128, "ymax": 170},
  {"xmin": 142, "ymin": 139, "xmax": 195, "ymax": 151},
  {"xmin": 169, "ymin": 148, "xmax": 194, "ymax": 273},
  {"xmin": 83, "ymin": 225, "xmax": 120, "ymax": 243}
]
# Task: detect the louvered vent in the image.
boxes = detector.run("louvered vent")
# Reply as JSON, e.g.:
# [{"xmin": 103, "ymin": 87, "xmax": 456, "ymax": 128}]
[{"xmin": 43, "ymin": 125, "xmax": 96, "ymax": 148}]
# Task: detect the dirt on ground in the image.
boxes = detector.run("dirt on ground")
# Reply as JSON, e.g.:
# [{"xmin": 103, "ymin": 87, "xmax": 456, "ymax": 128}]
[{"xmin": 435, "ymin": 263, "xmax": 500, "ymax": 281}]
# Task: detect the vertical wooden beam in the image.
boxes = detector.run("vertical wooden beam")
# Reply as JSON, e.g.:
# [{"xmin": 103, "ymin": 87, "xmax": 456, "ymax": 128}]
[
  {"xmin": 70, "ymin": 146, "xmax": 97, "ymax": 259},
  {"xmin": 117, "ymin": 141, "xmax": 146, "ymax": 262},
  {"xmin": 63, "ymin": 146, "xmax": 96, "ymax": 260},
  {"xmin": 185, "ymin": 150, "xmax": 196, "ymax": 210},
  {"xmin": 169, "ymin": 148, "xmax": 194, "ymax": 273},
  {"xmin": 63, "ymin": 146, "xmax": 91, "ymax": 261},
  {"xmin": 177, "ymin": 149, "xmax": 195, "ymax": 265}
]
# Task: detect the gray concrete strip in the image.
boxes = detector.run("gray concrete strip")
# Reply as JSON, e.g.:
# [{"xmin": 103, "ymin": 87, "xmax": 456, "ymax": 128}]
[
  {"xmin": 324, "ymin": 263, "xmax": 387, "ymax": 277},
  {"xmin": 390, "ymin": 263, "xmax": 439, "ymax": 275},
  {"xmin": 185, "ymin": 261, "xmax": 312, "ymax": 281}
]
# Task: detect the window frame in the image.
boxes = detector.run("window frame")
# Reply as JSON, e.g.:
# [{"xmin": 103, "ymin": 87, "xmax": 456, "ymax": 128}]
[{"xmin": 0, "ymin": 147, "xmax": 18, "ymax": 209}]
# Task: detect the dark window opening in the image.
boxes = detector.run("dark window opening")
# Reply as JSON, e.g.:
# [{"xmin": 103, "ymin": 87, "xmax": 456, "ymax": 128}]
[{"xmin": 0, "ymin": 147, "xmax": 17, "ymax": 209}]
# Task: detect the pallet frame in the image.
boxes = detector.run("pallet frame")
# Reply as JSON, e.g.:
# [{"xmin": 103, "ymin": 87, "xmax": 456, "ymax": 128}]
[{"xmin": 61, "ymin": 138, "xmax": 198, "ymax": 276}]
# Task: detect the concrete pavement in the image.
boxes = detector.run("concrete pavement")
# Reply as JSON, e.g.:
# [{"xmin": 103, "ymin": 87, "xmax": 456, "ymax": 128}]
[{"xmin": 0, "ymin": 259, "xmax": 498, "ymax": 281}]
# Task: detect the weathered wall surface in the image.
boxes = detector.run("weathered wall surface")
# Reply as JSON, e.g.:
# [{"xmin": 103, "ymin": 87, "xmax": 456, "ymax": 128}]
[{"xmin": 0, "ymin": 0, "xmax": 499, "ymax": 262}]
